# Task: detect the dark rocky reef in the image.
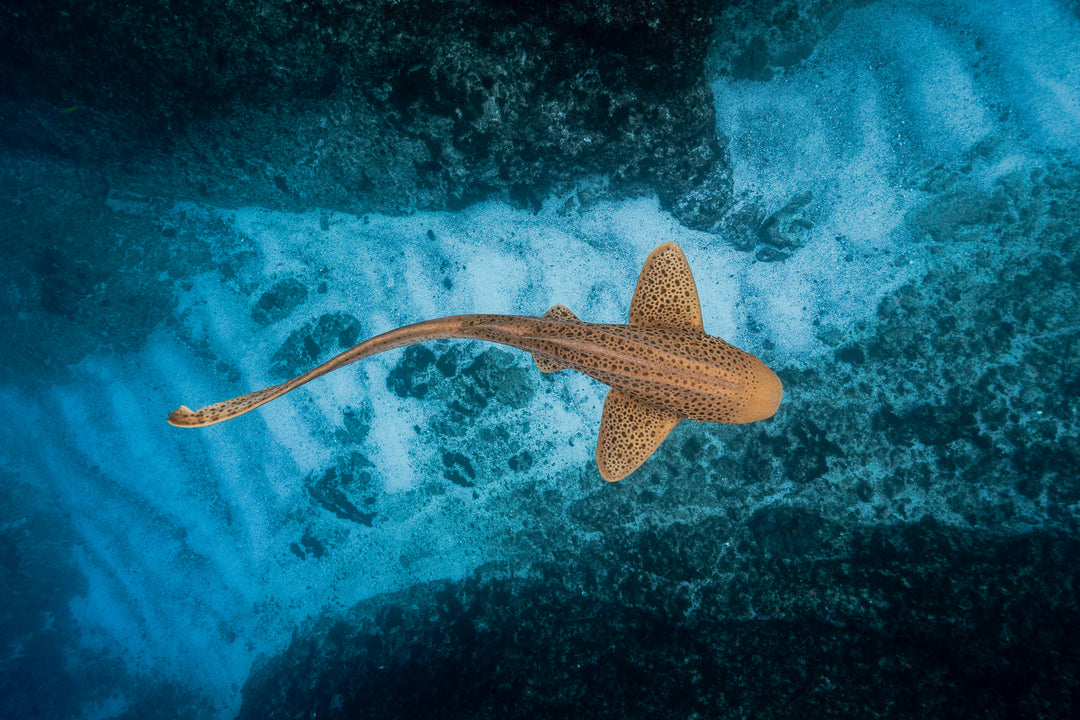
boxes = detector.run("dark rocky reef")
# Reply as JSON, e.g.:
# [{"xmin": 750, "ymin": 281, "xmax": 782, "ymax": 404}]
[
  {"xmin": 239, "ymin": 521, "xmax": 1080, "ymax": 719},
  {"xmin": 1, "ymin": 0, "xmax": 727, "ymax": 228},
  {"xmin": 239, "ymin": 155, "xmax": 1080, "ymax": 718}
]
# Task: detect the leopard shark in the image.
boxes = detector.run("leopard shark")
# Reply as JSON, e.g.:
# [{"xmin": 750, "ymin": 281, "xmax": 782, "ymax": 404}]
[{"xmin": 168, "ymin": 242, "xmax": 783, "ymax": 481}]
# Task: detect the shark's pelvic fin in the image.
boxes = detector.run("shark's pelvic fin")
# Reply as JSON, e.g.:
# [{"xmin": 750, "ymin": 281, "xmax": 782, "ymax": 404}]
[
  {"xmin": 532, "ymin": 304, "xmax": 580, "ymax": 373},
  {"xmin": 542, "ymin": 304, "xmax": 579, "ymax": 321},
  {"xmin": 627, "ymin": 242, "xmax": 704, "ymax": 332},
  {"xmin": 596, "ymin": 389, "xmax": 682, "ymax": 482}
]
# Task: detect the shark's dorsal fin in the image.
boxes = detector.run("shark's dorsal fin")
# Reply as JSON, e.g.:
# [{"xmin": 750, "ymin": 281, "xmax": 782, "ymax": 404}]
[
  {"xmin": 627, "ymin": 242, "xmax": 703, "ymax": 332},
  {"xmin": 596, "ymin": 389, "xmax": 682, "ymax": 482},
  {"xmin": 533, "ymin": 304, "xmax": 580, "ymax": 373}
]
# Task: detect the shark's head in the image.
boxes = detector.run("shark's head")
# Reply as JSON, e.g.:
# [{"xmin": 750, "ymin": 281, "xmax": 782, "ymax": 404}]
[{"xmin": 740, "ymin": 361, "xmax": 783, "ymax": 424}]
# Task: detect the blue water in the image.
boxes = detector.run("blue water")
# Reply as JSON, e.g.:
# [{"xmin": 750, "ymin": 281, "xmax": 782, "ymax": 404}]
[{"xmin": 2, "ymin": 1, "xmax": 1079, "ymax": 718}]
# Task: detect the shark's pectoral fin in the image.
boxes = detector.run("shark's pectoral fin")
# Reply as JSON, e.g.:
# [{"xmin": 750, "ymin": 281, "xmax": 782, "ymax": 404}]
[
  {"xmin": 628, "ymin": 242, "xmax": 704, "ymax": 332},
  {"xmin": 595, "ymin": 389, "xmax": 682, "ymax": 482},
  {"xmin": 533, "ymin": 304, "xmax": 581, "ymax": 373}
]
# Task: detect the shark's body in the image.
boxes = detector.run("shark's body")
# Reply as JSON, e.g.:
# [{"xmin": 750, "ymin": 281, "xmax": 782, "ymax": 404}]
[{"xmin": 168, "ymin": 243, "xmax": 782, "ymax": 481}]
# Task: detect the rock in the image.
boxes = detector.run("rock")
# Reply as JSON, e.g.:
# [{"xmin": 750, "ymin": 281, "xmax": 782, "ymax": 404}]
[
  {"xmin": 252, "ymin": 278, "xmax": 308, "ymax": 326},
  {"xmin": 1, "ymin": 0, "xmax": 729, "ymax": 230}
]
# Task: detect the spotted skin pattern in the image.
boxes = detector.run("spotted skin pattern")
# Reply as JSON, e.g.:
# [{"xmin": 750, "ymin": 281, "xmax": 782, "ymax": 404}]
[
  {"xmin": 168, "ymin": 242, "xmax": 783, "ymax": 482},
  {"xmin": 628, "ymin": 240, "xmax": 704, "ymax": 331}
]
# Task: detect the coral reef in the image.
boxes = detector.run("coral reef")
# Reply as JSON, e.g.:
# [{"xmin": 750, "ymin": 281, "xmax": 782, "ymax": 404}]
[{"xmin": 1, "ymin": 0, "xmax": 726, "ymax": 228}]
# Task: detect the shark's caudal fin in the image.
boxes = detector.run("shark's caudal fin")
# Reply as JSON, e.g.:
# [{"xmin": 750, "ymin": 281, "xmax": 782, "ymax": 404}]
[
  {"xmin": 532, "ymin": 304, "xmax": 579, "ymax": 373},
  {"xmin": 167, "ymin": 384, "xmax": 291, "ymax": 427},
  {"xmin": 595, "ymin": 242, "xmax": 701, "ymax": 481}
]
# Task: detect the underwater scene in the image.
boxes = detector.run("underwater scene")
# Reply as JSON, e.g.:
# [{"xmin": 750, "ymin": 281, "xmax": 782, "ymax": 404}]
[{"xmin": 2, "ymin": 0, "xmax": 1079, "ymax": 717}]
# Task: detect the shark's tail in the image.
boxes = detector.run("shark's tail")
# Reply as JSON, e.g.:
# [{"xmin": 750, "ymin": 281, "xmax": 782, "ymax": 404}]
[
  {"xmin": 167, "ymin": 314, "xmax": 501, "ymax": 427},
  {"xmin": 167, "ymin": 384, "xmax": 295, "ymax": 427}
]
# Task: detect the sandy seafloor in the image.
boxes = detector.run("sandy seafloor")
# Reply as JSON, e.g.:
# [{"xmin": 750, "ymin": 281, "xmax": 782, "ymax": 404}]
[{"xmin": 2, "ymin": 1, "xmax": 1080, "ymax": 718}]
